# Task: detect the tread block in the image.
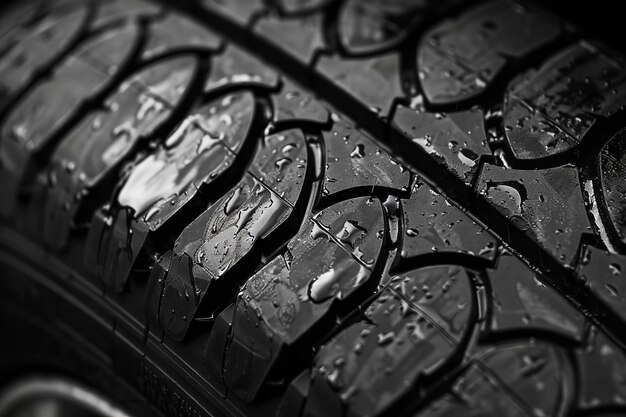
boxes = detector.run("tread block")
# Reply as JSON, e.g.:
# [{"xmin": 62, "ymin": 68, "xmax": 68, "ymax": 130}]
[
  {"xmin": 276, "ymin": 370, "xmax": 311, "ymax": 417},
  {"xmin": 575, "ymin": 327, "xmax": 626, "ymax": 410},
  {"xmin": 322, "ymin": 119, "xmax": 411, "ymax": 202},
  {"xmin": 399, "ymin": 180, "xmax": 499, "ymax": 265},
  {"xmin": 43, "ymin": 55, "xmax": 198, "ymax": 248},
  {"xmin": 477, "ymin": 164, "xmax": 590, "ymax": 266},
  {"xmin": 150, "ymin": 128, "xmax": 316, "ymax": 340},
  {"xmin": 86, "ymin": 206, "xmax": 151, "ymax": 292},
  {"xmin": 0, "ymin": 6, "xmax": 88, "ymax": 106},
  {"xmin": 418, "ymin": 0, "xmax": 561, "ymax": 105},
  {"xmin": 394, "ymin": 107, "xmax": 490, "ymax": 185},
  {"xmin": 301, "ymin": 265, "xmax": 474, "ymax": 417},
  {"xmin": 203, "ymin": 303, "xmax": 235, "ymax": 379},
  {"xmin": 486, "ymin": 254, "xmax": 585, "ymax": 343},
  {"xmin": 116, "ymin": 93, "xmax": 250, "ymax": 225},
  {"xmin": 208, "ymin": 197, "xmax": 387, "ymax": 401},
  {"xmin": 3, "ymin": 1, "xmax": 626, "ymax": 416},
  {"xmin": 599, "ymin": 128, "xmax": 626, "ymax": 249},
  {"xmin": 85, "ymin": 91, "xmax": 257, "ymax": 290},
  {"xmin": 477, "ymin": 344, "xmax": 572, "ymax": 417},
  {"xmin": 167, "ymin": 174, "xmax": 292, "ymax": 324},
  {"xmin": 417, "ymin": 375, "xmax": 526, "ymax": 417},
  {"xmin": 577, "ymin": 245, "xmax": 626, "ymax": 326},
  {"xmin": 0, "ymin": 1, "xmax": 40, "ymax": 47},
  {"xmin": 0, "ymin": 23, "xmax": 140, "ymax": 217},
  {"xmin": 419, "ymin": 343, "xmax": 571, "ymax": 417},
  {"xmin": 504, "ymin": 42, "xmax": 626, "ymax": 160},
  {"xmin": 154, "ymin": 251, "xmax": 205, "ymax": 341}
]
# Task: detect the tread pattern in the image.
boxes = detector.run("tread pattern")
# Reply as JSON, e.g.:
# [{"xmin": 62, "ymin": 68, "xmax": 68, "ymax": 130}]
[
  {"xmin": 1, "ymin": 1, "xmax": 626, "ymax": 417},
  {"xmin": 416, "ymin": 0, "xmax": 563, "ymax": 106}
]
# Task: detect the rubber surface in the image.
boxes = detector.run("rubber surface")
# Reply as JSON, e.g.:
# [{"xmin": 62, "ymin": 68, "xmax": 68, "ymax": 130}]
[{"xmin": 1, "ymin": 0, "xmax": 626, "ymax": 416}]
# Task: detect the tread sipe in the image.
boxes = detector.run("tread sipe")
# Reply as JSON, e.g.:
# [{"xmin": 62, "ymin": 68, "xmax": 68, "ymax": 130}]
[{"xmin": 1, "ymin": 0, "xmax": 626, "ymax": 416}]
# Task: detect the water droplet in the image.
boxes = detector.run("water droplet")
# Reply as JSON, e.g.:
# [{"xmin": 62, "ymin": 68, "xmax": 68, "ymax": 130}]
[
  {"xmin": 413, "ymin": 134, "xmax": 434, "ymax": 153},
  {"xmin": 308, "ymin": 268, "xmax": 340, "ymax": 303},
  {"xmin": 609, "ymin": 263, "xmax": 622, "ymax": 276},
  {"xmin": 458, "ymin": 148, "xmax": 479, "ymax": 167},
  {"xmin": 165, "ymin": 116, "xmax": 198, "ymax": 148},
  {"xmin": 47, "ymin": 170, "xmax": 57, "ymax": 187},
  {"xmin": 235, "ymin": 205, "xmax": 255, "ymax": 232},
  {"xmin": 64, "ymin": 161, "xmax": 76, "ymax": 173},
  {"xmin": 605, "ymin": 283, "xmax": 619, "ymax": 297},
  {"xmin": 334, "ymin": 357, "xmax": 346, "ymax": 368},
  {"xmin": 281, "ymin": 143, "xmax": 296, "ymax": 155},
  {"xmin": 580, "ymin": 246, "xmax": 591, "ymax": 265},
  {"xmin": 487, "ymin": 181, "xmax": 526, "ymax": 214},
  {"xmin": 410, "ymin": 94, "xmax": 425, "ymax": 111},
  {"xmin": 224, "ymin": 187, "xmax": 244, "ymax": 215},
  {"xmin": 144, "ymin": 205, "xmax": 160, "ymax": 222},
  {"xmin": 308, "ymin": 139, "xmax": 324, "ymax": 181},
  {"xmin": 478, "ymin": 241, "xmax": 495, "ymax": 256},
  {"xmin": 327, "ymin": 368, "xmax": 343, "ymax": 389},
  {"xmin": 349, "ymin": 144, "xmax": 365, "ymax": 159},
  {"xmin": 196, "ymin": 133, "xmax": 222, "ymax": 154},
  {"xmin": 274, "ymin": 157, "xmax": 292, "ymax": 171},
  {"xmin": 136, "ymin": 94, "xmax": 165, "ymax": 121},
  {"xmin": 383, "ymin": 195, "xmax": 399, "ymax": 216},
  {"xmin": 248, "ymin": 191, "xmax": 289, "ymax": 240},
  {"xmin": 520, "ymin": 354, "xmax": 546, "ymax": 377},
  {"xmin": 311, "ymin": 220, "xmax": 328, "ymax": 240},
  {"xmin": 376, "ymin": 331, "xmax": 395, "ymax": 346},
  {"xmin": 219, "ymin": 113, "xmax": 233, "ymax": 126},
  {"xmin": 91, "ymin": 117, "xmax": 102, "ymax": 131},
  {"xmin": 196, "ymin": 250, "xmax": 206, "ymax": 265},
  {"xmin": 103, "ymin": 121, "xmax": 137, "ymax": 164},
  {"xmin": 337, "ymin": 220, "xmax": 367, "ymax": 248},
  {"xmin": 308, "ymin": 258, "xmax": 354, "ymax": 303},
  {"xmin": 10, "ymin": 124, "xmax": 27, "ymax": 142}
]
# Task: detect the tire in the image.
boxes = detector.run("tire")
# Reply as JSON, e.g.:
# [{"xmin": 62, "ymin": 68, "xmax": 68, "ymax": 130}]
[{"xmin": 1, "ymin": 0, "xmax": 626, "ymax": 416}]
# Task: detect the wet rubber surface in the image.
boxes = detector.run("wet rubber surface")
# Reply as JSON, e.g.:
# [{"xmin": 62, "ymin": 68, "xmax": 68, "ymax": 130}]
[
  {"xmin": 417, "ymin": 0, "xmax": 562, "ymax": 106},
  {"xmin": 1, "ymin": 1, "xmax": 626, "ymax": 417}
]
